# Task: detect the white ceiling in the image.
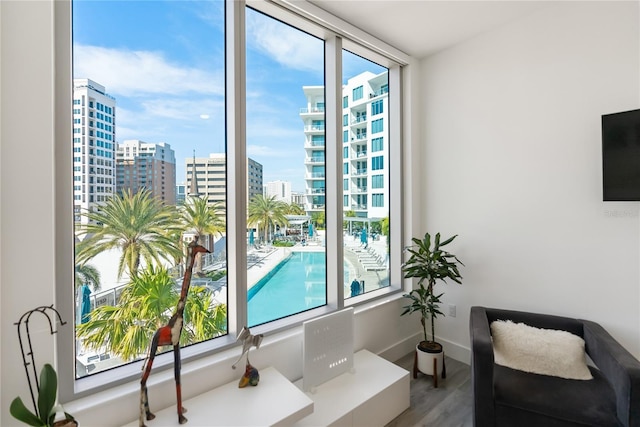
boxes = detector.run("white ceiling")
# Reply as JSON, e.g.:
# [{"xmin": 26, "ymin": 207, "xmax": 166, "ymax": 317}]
[{"xmin": 308, "ymin": 0, "xmax": 552, "ymax": 59}]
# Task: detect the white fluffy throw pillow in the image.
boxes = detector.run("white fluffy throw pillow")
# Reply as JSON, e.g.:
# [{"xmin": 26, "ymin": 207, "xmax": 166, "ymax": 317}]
[{"xmin": 490, "ymin": 320, "xmax": 593, "ymax": 380}]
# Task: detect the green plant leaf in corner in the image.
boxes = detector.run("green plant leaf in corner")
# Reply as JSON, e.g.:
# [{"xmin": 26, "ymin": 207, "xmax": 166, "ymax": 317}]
[
  {"xmin": 10, "ymin": 397, "xmax": 45, "ymax": 427},
  {"xmin": 38, "ymin": 364, "xmax": 58, "ymax": 424}
]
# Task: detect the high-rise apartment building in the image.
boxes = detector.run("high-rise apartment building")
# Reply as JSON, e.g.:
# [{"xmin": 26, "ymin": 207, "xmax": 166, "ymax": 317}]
[
  {"xmin": 176, "ymin": 183, "xmax": 187, "ymax": 205},
  {"xmin": 301, "ymin": 70, "xmax": 389, "ymax": 218},
  {"xmin": 185, "ymin": 154, "xmax": 263, "ymax": 208},
  {"xmin": 73, "ymin": 79, "xmax": 117, "ymax": 224},
  {"xmin": 116, "ymin": 140, "xmax": 176, "ymax": 205},
  {"xmin": 265, "ymin": 180, "xmax": 292, "ymax": 203}
]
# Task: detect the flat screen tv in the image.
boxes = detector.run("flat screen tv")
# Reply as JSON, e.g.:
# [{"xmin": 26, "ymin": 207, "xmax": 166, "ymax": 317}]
[{"xmin": 602, "ymin": 109, "xmax": 640, "ymax": 201}]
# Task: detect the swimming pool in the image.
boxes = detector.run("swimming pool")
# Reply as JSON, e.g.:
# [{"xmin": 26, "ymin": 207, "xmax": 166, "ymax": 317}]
[{"xmin": 248, "ymin": 251, "xmax": 327, "ymax": 327}]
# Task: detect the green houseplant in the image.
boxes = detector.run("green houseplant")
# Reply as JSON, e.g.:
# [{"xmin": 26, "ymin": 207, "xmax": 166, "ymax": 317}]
[
  {"xmin": 401, "ymin": 232, "xmax": 463, "ymax": 379},
  {"xmin": 10, "ymin": 363, "xmax": 77, "ymax": 427}
]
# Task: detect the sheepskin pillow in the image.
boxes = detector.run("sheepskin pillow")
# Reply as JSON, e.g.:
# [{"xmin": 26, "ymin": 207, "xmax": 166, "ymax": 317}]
[{"xmin": 490, "ymin": 320, "xmax": 592, "ymax": 380}]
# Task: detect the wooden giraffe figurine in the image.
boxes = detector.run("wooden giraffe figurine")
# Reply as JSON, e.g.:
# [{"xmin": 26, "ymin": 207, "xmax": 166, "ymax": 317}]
[{"xmin": 139, "ymin": 237, "xmax": 210, "ymax": 427}]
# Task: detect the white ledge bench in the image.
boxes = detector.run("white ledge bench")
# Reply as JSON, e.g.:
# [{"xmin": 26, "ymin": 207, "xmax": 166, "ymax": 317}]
[
  {"xmin": 292, "ymin": 349, "xmax": 410, "ymax": 427},
  {"xmin": 122, "ymin": 367, "xmax": 313, "ymax": 427}
]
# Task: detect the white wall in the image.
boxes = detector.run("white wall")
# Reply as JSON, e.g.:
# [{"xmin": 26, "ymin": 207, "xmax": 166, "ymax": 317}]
[
  {"xmin": 420, "ymin": 1, "xmax": 640, "ymax": 359},
  {"xmin": 0, "ymin": 2, "xmax": 419, "ymax": 426}
]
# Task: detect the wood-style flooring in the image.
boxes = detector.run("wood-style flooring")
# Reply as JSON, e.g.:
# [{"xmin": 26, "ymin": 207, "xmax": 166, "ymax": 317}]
[{"xmin": 386, "ymin": 353, "xmax": 473, "ymax": 427}]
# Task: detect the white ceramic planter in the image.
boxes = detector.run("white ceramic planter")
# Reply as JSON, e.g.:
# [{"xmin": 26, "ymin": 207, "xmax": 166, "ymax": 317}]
[{"xmin": 416, "ymin": 343, "xmax": 444, "ymax": 377}]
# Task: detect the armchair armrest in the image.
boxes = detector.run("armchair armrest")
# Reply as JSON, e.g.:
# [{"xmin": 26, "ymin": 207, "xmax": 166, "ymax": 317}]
[
  {"xmin": 470, "ymin": 306, "xmax": 496, "ymax": 427},
  {"xmin": 582, "ymin": 320, "xmax": 640, "ymax": 427}
]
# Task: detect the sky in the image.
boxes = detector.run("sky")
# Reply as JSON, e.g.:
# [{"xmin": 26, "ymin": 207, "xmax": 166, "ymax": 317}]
[{"xmin": 72, "ymin": 0, "xmax": 386, "ymax": 193}]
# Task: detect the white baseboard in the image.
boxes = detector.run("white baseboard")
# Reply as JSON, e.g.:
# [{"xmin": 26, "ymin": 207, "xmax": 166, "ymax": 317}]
[{"xmin": 378, "ymin": 332, "xmax": 471, "ymax": 365}]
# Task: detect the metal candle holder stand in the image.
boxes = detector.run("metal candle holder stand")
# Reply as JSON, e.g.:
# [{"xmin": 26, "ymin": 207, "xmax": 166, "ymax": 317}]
[{"xmin": 14, "ymin": 304, "xmax": 67, "ymax": 420}]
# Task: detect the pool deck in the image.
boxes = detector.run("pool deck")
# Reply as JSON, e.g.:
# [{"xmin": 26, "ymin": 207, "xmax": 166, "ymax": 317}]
[{"xmin": 246, "ymin": 235, "xmax": 389, "ymax": 296}]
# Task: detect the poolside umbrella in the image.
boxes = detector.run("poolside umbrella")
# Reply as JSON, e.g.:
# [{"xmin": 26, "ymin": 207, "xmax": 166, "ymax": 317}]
[
  {"xmin": 308, "ymin": 222, "xmax": 314, "ymax": 237},
  {"xmin": 360, "ymin": 228, "xmax": 368, "ymax": 245},
  {"xmin": 80, "ymin": 283, "xmax": 91, "ymax": 324},
  {"xmin": 249, "ymin": 229, "xmax": 255, "ymax": 246}
]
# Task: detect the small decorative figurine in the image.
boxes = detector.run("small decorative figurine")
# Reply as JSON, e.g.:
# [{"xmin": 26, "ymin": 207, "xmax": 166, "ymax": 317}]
[
  {"xmin": 231, "ymin": 326, "xmax": 263, "ymax": 388},
  {"xmin": 139, "ymin": 237, "xmax": 211, "ymax": 427},
  {"xmin": 238, "ymin": 363, "xmax": 260, "ymax": 388}
]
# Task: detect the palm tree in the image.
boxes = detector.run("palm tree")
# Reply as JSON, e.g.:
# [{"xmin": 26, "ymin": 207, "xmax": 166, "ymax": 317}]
[
  {"xmin": 180, "ymin": 196, "xmax": 226, "ymax": 239},
  {"xmin": 180, "ymin": 196, "xmax": 225, "ymax": 272},
  {"xmin": 311, "ymin": 211, "xmax": 325, "ymax": 229},
  {"xmin": 183, "ymin": 288, "xmax": 227, "ymax": 342},
  {"xmin": 284, "ymin": 202, "xmax": 305, "ymax": 215},
  {"xmin": 75, "ymin": 262, "xmax": 101, "ymax": 291},
  {"xmin": 248, "ymin": 194, "xmax": 288, "ymax": 243},
  {"xmin": 76, "ymin": 265, "xmax": 227, "ymax": 361},
  {"xmin": 76, "ymin": 189, "xmax": 182, "ymax": 280}
]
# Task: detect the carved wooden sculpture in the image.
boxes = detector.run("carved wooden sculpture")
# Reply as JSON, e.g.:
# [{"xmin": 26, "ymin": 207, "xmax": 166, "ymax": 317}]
[{"xmin": 139, "ymin": 238, "xmax": 210, "ymax": 427}]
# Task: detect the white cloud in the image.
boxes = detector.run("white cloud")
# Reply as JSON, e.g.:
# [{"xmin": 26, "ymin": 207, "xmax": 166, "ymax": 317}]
[
  {"xmin": 73, "ymin": 44, "xmax": 224, "ymax": 97},
  {"xmin": 246, "ymin": 11, "xmax": 323, "ymax": 73},
  {"xmin": 140, "ymin": 98, "xmax": 224, "ymax": 121}
]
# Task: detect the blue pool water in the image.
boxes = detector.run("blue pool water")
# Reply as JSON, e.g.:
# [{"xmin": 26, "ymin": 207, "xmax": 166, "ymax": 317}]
[{"xmin": 248, "ymin": 252, "xmax": 327, "ymax": 327}]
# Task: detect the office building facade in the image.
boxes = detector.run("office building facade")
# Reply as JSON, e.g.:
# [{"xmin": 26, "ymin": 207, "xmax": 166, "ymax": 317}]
[
  {"xmin": 186, "ymin": 154, "xmax": 263, "ymax": 208},
  {"xmin": 265, "ymin": 180, "xmax": 292, "ymax": 203},
  {"xmin": 116, "ymin": 140, "xmax": 176, "ymax": 205},
  {"xmin": 73, "ymin": 78, "xmax": 117, "ymax": 224}
]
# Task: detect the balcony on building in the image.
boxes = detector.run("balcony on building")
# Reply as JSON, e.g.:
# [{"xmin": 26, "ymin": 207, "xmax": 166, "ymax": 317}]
[
  {"xmin": 305, "ymin": 171, "xmax": 326, "ymax": 180},
  {"xmin": 351, "ymin": 168, "xmax": 368, "ymax": 177},
  {"xmin": 306, "ymin": 187, "xmax": 326, "ymax": 195},
  {"xmin": 304, "ymin": 124, "xmax": 325, "ymax": 133},
  {"xmin": 304, "ymin": 156, "xmax": 325, "ymax": 165},
  {"xmin": 299, "ymin": 106, "xmax": 325, "ymax": 117}
]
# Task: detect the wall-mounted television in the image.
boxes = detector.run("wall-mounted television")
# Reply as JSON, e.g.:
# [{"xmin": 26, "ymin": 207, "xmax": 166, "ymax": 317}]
[{"xmin": 602, "ymin": 109, "xmax": 640, "ymax": 201}]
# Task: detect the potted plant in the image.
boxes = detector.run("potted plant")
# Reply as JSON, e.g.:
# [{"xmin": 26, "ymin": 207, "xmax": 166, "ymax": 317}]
[
  {"xmin": 401, "ymin": 232, "xmax": 463, "ymax": 383},
  {"xmin": 10, "ymin": 363, "xmax": 77, "ymax": 427}
]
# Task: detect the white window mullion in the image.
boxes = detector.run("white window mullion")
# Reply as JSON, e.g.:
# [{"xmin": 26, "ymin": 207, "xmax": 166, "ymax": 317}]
[
  {"xmin": 226, "ymin": 0, "xmax": 247, "ymax": 333},
  {"xmin": 325, "ymin": 35, "xmax": 343, "ymax": 307},
  {"xmin": 388, "ymin": 65, "xmax": 403, "ymax": 290},
  {"xmin": 55, "ymin": 0, "xmax": 76, "ymax": 403}
]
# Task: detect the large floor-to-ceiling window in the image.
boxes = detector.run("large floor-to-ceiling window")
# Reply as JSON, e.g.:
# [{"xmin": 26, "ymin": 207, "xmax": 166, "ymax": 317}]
[{"xmin": 59, "ymin": 0, "xmax": 404, "ymax": 399}]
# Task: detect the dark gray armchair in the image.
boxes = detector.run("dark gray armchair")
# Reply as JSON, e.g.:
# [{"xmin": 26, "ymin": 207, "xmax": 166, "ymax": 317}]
[{"xmin": 470, "ymin": 306, "xmax": 640, "ymax": 427}]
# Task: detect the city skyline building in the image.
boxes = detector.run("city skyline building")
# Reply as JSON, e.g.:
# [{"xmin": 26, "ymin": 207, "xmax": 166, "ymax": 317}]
[
  {"xmin": 186, "ymin": 154, "xmax": 263, "ymax": 209},
  {"xmin": 116, "ymin": 139, "xmax": 176, "ymax": 205},
  {"xmin": 264, "ymin": 180, "xmax": 292, "ymax": 203},
  {"xmin": 73, "ymin": 78, "xmax": 117, "ymax": 224},
  {"xmin": 301, "ymin": 70, "xmax": 389, "ymax": 219}
]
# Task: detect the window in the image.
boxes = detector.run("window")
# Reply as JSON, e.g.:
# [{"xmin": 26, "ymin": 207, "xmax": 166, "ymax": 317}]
[
  {"xmin": 246, "ymin": 8, "xmax": 325, "ymax": 326},
  {"xmin": 71, "ymin": 0, "xmax": 227, "ymax": 380},
  {"xmin": 372, "ymin": 137, "xmax": 384, "ymax": 152},
  {"xmin": 372, "ymin": 118, "xmax": 384, "ymax": 133},
  {"xmin": 372, "ymin": 174, "xmax": 384, "ymax": 189},
  {"xmin": 60, "ymin": 0, "xmax": 403, "ymax": 400},
  {"xmin": 371, "ymin": 99, "xmax": 383, "ymax": 115},
  {"xmin": 342, "ymin": 49, "xmax": 390, "ymax": 298},
  {"xmin": 353, "ymin": 85, "xmax": 363, "ymax": 101},
  {"xmin": 372, "ymin": 193, "xmax": 384, "ymax": 207},
  {"xmin": 372, "ymin": 155, "xmax": 384, "ymax": 170}
]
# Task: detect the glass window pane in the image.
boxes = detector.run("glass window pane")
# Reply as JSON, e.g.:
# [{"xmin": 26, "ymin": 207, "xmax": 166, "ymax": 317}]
[
  {"xmin": 72, "ymin": 0, "xmax": 227, "ymax": 378},
  {"xmin": 342, "ymin": 50, "xmax": 390, "ymax": 300},
  {"xmin": 245, "ymin": 8, "xmax": 326, "ymax": 326}
]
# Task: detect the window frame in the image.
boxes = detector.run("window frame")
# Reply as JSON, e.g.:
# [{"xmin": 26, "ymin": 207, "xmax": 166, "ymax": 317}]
[{"xmin": 56, "ymin": 0, "xmax": 407, "ymax": 402}]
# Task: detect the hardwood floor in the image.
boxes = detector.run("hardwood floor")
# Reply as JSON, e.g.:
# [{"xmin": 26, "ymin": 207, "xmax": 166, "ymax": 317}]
[{"xmin": 386, "ymin": 352, "xmax": 473, "ymax": 427}]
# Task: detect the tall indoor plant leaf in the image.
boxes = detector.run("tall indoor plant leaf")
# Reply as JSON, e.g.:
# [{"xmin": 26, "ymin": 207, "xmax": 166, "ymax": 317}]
[{"xmin": 401, "ymin": 232, "xmax": 464, "ymax": 347}]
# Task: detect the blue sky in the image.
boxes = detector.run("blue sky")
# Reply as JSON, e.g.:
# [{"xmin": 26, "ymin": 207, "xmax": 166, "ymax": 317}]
[{"xmin": 73, "ymin": 0, "xmax": 385, "ymax": 192}]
